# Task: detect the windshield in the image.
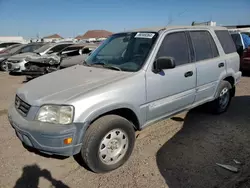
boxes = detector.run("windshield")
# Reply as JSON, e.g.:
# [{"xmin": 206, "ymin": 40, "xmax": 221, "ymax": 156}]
[
  {"xmin": 85, "ymin": 32, "xmax": 158, "ymax": 72},
  {"xmin": 34, "ymin": 43, "xmax": 54, "ymax": 53}
]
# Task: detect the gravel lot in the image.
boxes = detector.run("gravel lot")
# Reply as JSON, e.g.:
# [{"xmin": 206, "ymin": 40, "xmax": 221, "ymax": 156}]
[{"xmin": 0, "ymin": 72, "xmax": 250, "ymax": 188}]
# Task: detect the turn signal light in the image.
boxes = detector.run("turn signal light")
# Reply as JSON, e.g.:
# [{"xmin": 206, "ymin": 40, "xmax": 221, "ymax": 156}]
[{"xmin": 64, "ymin": 137, "xmax": 73, "ymax": 145}]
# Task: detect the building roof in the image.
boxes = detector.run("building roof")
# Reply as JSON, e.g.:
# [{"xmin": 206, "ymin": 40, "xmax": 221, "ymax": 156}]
[
  {"xmin": 75, "ymin": 35, "xmax": 83, "ymax": 40},
  {"xmin": 43, "ymin": 34, "xmax": 63, "ymax": 39},
  {"xmin": 76, "ymin": 30, "xmax": 113, "ymax": 39}
]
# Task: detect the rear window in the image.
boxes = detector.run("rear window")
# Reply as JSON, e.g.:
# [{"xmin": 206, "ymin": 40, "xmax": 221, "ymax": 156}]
[{"xmin": 215, "ymin": 30, "xmax": 236, "ymax": 54}]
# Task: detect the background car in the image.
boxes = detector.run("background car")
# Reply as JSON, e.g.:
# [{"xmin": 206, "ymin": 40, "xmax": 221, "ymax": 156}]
[
  {"xmin": 59, "ymin": 43, "xmax": 98, "ymax": 68},
  {"xmin": 6, "ymin": 42, "xmax": 72, "ymax": 73},
  {"xmin": 21, "ymin": 43, "xmax": 98, "ymax": 80},
  {"xmin": 0, "ymin": 42, "xmax": 21, "ymax": 52},
  {"xmin": 4, "ymin": 43, "xmax": 46, "ymax": 72},
  {"xmin": 0, "ymin": 44, "xmax": 23, "ymax": 71},
  {"xmin": 230, "ymin": 32, "xmax": 250, "ymax": 72}
]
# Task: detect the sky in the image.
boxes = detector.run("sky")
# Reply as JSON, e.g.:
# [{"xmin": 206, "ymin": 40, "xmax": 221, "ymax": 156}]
[{"xmin": 0, "ymin": 0, "xmax": 249, "ymax": 39}]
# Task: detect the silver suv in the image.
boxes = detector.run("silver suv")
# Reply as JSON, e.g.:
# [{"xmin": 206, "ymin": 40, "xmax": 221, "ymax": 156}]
[{"xmin": 8, "ymin": 26, "xmax": 241, "ymax": 173}]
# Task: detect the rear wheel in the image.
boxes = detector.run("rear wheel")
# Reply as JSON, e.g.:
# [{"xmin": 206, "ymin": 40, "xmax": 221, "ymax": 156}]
[
  {"xmin": 81, "ymin": 115, "xmax": 135, "ymax": 173},
  {"xmin": 209, "ymin": 81, "xmax": 232, "ymax": 114}
]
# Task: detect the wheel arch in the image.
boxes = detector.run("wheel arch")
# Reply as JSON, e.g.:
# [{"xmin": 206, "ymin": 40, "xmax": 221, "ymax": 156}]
[
  {"xmin": 223, "ymin": 75, "xmax": 235, "ymax": 97},
  {"xmin": 82, "ymin": 104, "xmax": 142, "ymax": 131}
]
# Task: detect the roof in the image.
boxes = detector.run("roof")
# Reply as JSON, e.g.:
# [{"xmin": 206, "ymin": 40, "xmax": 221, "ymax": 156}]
[
  {"xmin": 76, "ymin": 30, "xmax": 113, "ymax": 39},
  {"xmin": 124, "ymin": 25, "xmax": 227, "ymax": 33},
  {"xmin": 43, "ymin": 34, "xmax": 63, "ymax": 39}
]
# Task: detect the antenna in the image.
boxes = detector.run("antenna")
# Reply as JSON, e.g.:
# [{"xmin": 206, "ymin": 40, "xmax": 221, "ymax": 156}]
[{"xmin": 166, "ymin": 9, "xmax": 188, "ymax": 26}]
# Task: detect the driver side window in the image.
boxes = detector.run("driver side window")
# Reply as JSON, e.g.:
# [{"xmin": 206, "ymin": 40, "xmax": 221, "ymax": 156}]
[{"xmin": 156, "ymin": 32, "xmax": 190, "ymax": 66}]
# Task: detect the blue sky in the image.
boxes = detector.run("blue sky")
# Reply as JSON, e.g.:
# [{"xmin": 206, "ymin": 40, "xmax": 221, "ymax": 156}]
[{"xmin": 0, "ymin": 0, "xmax": 249, "ymax": 38}]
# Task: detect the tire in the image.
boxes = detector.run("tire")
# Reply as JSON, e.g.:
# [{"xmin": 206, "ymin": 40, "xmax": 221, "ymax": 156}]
[
  {"xmin": 209, "ymin": 80, "xmax": 232, "ymax": 114},
  {"xmin": 81, "ymin": 115, "xmax": 135, "ymax": 173},
  {"xmin": 0, "ymin": 60, "xmax": 8, "ymax": 71}
]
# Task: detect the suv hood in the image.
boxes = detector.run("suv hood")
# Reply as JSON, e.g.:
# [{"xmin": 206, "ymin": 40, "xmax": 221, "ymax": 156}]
[
  {"xmin": 17, "ymin": 65, "xmax": 132, "ymax": 106},
  {"xmin": 8, "ymin": 52, "xmax": 38, "ymax": 61}
]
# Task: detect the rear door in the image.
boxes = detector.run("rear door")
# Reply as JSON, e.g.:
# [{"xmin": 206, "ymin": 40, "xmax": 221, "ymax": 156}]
[{"xmin": 188, "ymin": 30, "xmax": 226, "ymax": 104}]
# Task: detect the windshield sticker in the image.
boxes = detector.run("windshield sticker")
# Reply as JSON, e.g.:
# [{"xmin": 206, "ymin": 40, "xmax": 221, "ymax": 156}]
[{"xmin": 135, "ymin": 33, "xmax": 155, "ymax": 39}]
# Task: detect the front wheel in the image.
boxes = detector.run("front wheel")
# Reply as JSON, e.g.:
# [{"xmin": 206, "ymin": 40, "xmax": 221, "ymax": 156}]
[
  {"xmin": 209, "ymin": 81, "xmax": 232, "ymax": 114},
  {"xmin": 0, "ymin": 61, "xmax": 8, "ymax": 71},
  {"xmin": 81, "ymin": 115, "xmax": 135, "ymax": 173}
]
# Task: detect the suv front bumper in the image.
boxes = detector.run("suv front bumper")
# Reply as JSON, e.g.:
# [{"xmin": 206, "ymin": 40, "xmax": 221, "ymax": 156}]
[{"xmin": 8, "ymin": 104, "xmax": 87, "ymax": 156}]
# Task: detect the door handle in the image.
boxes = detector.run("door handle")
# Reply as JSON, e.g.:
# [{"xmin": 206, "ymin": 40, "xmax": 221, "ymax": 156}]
[
  {"xmin": 184, "ymin": 71, "xmax": 193, "ymax": 77},
  {"xmin": 218, "ymin": 62, "xmax": 224, "ymax": 68}
]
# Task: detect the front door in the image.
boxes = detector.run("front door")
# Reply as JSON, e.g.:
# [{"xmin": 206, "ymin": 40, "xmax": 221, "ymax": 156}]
[{"xmin": 146, "ymin": 31, "xmax": 196, "ymax": 122}]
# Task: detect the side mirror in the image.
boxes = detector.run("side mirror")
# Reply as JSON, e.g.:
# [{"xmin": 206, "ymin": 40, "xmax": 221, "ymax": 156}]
[{"xmin": 153, "ymin": 56, "xmax": 175, "ymax": 73}]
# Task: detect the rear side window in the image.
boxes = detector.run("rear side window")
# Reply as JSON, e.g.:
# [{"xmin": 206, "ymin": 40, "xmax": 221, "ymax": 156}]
[
  {"xmin": 190, "ymin": 31, "xmax": 219, "ymax": 62},
  {"xmin": 215, "ymin": 30, "xmax": 236, "ymax": 54},
  {"xmin": 156, "ymin": 32, "xmax": 190, "ymax": 66}
]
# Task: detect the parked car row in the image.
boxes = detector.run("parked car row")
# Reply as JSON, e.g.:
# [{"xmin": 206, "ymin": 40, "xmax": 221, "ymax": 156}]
[{"xmin": 0, "ymin": 41, "xmax": 99, "ymax": 79}]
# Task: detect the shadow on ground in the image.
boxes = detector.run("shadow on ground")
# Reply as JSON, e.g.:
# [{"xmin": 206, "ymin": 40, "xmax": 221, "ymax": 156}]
[
  {"xmin": 156, "ymin": 96, "xmax": 250, "ymax": 188},
  {"xmin": 14, "ymin": 164, "xmax": 69, "ymax": 188}
]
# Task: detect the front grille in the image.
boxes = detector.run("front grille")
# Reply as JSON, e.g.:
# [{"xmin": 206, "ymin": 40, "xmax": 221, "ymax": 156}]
[{"xmin": 15, "ymin": 95, "xmax": 31, "ymax": 117}]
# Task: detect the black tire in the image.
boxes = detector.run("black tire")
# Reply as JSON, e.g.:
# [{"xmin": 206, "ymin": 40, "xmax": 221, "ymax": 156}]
[
  {"xmin": 81, "ymin": 115, "xmax": 135, "ymax": 173},
  {"xmin": 209, "ymin": 80, "xmax": 232, "ymax": 114},
  {"xmin": 0, "ymin": 60, "xmax": 7, "ymax": 71}
]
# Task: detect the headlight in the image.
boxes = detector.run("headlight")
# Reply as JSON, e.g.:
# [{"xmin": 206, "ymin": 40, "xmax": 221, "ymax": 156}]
[{"xmin": 36, "ymin": 105, "xmax": 74, "ymax": 125}]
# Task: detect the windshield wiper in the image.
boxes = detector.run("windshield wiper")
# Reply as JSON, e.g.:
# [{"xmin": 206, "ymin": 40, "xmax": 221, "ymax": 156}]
[
  {"xmin": 103, "ymin": 64, "xmax": 122, "ymax": 71},
  {"xmin": 82, "ymin": 60, "xmax": 91, "ymax": 66},
  {"xmin": 84, "ymin": 61, "xmax": 122, "ymax": 71}
]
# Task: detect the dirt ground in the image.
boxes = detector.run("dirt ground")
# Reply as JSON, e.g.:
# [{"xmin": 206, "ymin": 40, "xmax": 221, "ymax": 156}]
[{"xmin": 0, "ymin": 72, "xmax": 250, "ymax": 188}]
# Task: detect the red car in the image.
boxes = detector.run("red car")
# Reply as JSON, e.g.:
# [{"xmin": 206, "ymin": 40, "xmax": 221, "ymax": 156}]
[{"xmin": 231, "ymin": 32, "xmax": 250, "ymax": 72}]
